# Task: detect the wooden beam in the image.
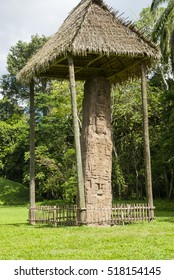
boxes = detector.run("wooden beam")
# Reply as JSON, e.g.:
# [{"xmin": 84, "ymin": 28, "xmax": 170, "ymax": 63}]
[
  {"xmin": 29, "ymin": 79, "xmax": 36, "ymax": 225},
  {"xmin": 68, "ymin": 55, "xmax": 86, "ymax": 224},
  {"xmin": 141, "ymin": 62, "xmax": 154, "ymax": 220},
  {"xmin": 74, "ymin": 55, "xmax": 103, "ymax": 75},
  {"xmin": 108, "ymin": 58, "xmax": 141, "ymax": 81},
  {"xmin": 51, "ymin": 56, "xmax": 67, "ymax": 66}
]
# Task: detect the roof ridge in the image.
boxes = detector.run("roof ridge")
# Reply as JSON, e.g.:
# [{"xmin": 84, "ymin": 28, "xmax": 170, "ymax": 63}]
[
  {"xmin": 70, "ymin": 1, "xmax": 92, "ymax": 46},
  {"xmin": 65, "ymin": 0, "xmax": 90, "ymax": 21},
  {"xmin": 69, "ymin": 0, "xmax": 116, "ymax": 48},
  {"xmin": 67, "ymin": 0, "xmax": 111, "ymax": 20}
]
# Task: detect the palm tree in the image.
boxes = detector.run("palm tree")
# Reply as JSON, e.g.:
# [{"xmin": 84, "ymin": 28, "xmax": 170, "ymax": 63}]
[{"xmin": 151, "ymin": 0, "xmax": 174, "ymax": 70}]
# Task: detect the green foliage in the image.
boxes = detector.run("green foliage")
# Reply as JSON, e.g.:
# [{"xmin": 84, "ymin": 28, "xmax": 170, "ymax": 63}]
[
  {"xmin": 0, "ymin": 34, "xmax": 48, "ymax": 103},
  {"xmin": 0, "ymin": 117, "xmax": 29, "ymax": 182},
  {"xmin": 154, "ymin": 199, "xmax": 174, "ymax": 211},
  {"xmin": 7, "ymin": 34, "xmax": 48, "ymax": 75},
  {"xmin": 111, "ymin": 81, "xmax": 165, "ymax": 199},
  {"xmin": 136, "ymin": 5, "xmax": 174, "ymax": 92},
  {"xmin": 0, "ymin": 178, "xmax": 29, "ymax": 205},
  {"xmin": 136, "ymin": 7, "xmax": 164, "ymax": 36},
  {"xmin": 0, "ymin": 74, "xmax": 28, "ymax": 103},
  {"xmin": 150, "ymin": 0, "xmax": 174, "ymax": 72},
  {"xmin": 0, "ymin": 97, "xmax": 24, "ymax": 121},
  {"xmin": 151, "ymin": 83, "xmax": 174, "ymax": 198},
  {"xmin": 21, "ymin": 80, "xmax": 83, "ymax": 202},
  {"xmin": 0, "ymin": 35, "xmax": 81, "ymax": 203}
]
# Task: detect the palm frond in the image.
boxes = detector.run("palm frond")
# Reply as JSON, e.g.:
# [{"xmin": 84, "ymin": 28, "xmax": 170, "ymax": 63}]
[
  {"xmin": 171, "ymin": 30, "xmax": 174, "ymax": 70},
  {"xmin": 151, "ymin": 0, "xmax": 170, "ymax": 12},
  {"xmin": 152, "ymin": 2, "xmax": 174, "ymax": 42},
  {"xmin": 160, "ymin": 26, "xmax": 170, "ymax": 60}
]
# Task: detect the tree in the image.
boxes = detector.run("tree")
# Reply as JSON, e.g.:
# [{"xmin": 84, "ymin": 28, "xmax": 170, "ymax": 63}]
[
  {"xmin": 0, "ymin": 97, "xmax": 23, "ymax": 121},
  {"xmin": 136, "ymin": 7, "xmax": 169, "ymax": 90},
  {"xmin": 22, "ymin": 80, "xmax": 83, "ymax": 203},
  {"xmin": 0, "ymin": 116, "xmax": 29, "ymax": 182},
  {"xmin": 111, "ymin": 81, "xmax": 144, "ymax": 199},
  {"xmin": 0, "ymin": 34, "xmax": 48, "ymax": 103},
  {"xmin": 111, "ymin": 80, "xmax": 164, "ymax": 200},
  {"xmin": 7, "ymin": 34, "xmax": 48, "ymax": 75},
  {"xmin": 0, "ymin": 34, "xmax": 85, "ymax": 203},
  {"xmin": 136, "ymin": 7, "xmax": 163, "ymax": 36},
  {"xmin": 152, "ymin": 81, "xmax": 174, "ymax": 199},
  {"xmin": 151, "ymin": 0, "xmax": 174, "ymax": 72}
]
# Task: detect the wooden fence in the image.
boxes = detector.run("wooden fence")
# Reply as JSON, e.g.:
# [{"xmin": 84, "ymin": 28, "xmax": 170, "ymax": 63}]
[
  {"xmin": 29, "ymin": 203, "xmax": 154, "ymax": 226},
  {"xmin": 112, "ymin": 203, "xmax": 154, "ymax": 225},
  {"xmin": 29, "ymin": 205, "xmax": 78, "ymax": 226}
]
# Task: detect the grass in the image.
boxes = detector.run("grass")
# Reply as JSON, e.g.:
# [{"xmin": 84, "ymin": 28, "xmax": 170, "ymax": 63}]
[
  {"xmin": 0, "ymin": 206, "xmax": 174, "ymax": 260},
  {"xmin": 0, "ymin": 177, "xmax": 174, "ymax": 260}
]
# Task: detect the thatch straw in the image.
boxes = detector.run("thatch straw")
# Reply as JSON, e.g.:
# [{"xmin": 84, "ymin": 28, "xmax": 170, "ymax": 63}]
[{"xmin": 17, "ymin": 0, "xmax": 160, "ymax": 84}]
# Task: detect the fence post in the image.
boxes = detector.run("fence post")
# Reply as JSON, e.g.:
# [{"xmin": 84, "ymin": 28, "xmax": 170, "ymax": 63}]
[{"xmin": 53, "ymin": 206, "xmax": 57, "ymax": 226}]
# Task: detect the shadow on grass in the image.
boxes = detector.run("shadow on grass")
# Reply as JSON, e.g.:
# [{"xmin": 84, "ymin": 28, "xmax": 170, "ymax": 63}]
[
  {"xmin": 155, "ymin": 211, "xmax": 174, "ymax": 223},
  {"xmin": 0, "ymin": 221, "xmax": 61, "ymax": 228},
  {"xmin": 0, "ymin": 223, "xmax": 28, "ymax": 227},
  {"xmin": 161, "ymin": 217, "xmax": 174, "ymax": 223},
  {"xmin": 0, "ymin": 222, "xmax": 55, "ymax": 228},
  {"xmin": 156, "ymin": 217, "xmax": 174, "ymax": 223}
]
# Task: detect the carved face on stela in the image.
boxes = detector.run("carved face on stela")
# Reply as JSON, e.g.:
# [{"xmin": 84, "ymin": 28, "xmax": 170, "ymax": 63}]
[
  {"xmin": 95, "ymin": 88, "xmax": 110, "ymax": 134},
  {"xmin": 96, "ymin": 116, "xmax": 106, "ymax": 134}
]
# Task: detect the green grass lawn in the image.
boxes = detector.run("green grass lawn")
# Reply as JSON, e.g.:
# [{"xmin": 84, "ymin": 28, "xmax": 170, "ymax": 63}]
[
  {"xmin": 0, "ymin": 177, "xmax": 174, "ymax": 260},
  {"xmin": 0, "ymin": 205, "xmax": 174, "ymax": 260}
]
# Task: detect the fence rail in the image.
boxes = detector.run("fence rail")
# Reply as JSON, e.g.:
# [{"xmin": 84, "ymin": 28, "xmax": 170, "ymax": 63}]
[
  {"xmin": 111, "ymin": 203, "xmax": 154, "ymax": 225},
  {"xmin": 29, "ymin": 205, "xmax": 78, "ymax": 226},
  {"xmin": 29, "ymin": 203, "xmax": 155, "ymax": 226}
]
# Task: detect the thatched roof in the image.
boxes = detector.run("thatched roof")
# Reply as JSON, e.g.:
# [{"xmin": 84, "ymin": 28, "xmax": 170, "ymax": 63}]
[{"xmin": 17, "ymin": 0, "xmax": 160, "ymax": 84}]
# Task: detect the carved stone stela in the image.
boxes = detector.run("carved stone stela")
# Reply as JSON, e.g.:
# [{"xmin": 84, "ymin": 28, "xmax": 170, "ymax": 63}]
[{"xmin": 81, "ymin": 76, "xmax": 112, "ymax": 225}]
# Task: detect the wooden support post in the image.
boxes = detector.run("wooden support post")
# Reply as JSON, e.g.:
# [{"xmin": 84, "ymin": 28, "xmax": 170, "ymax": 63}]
[
  {"xmin": 29, "ymin": 79, "xmax": 36, "ymax": 224},
  {"xmin": 141, "ymin": 63, "xmax": 154, "ymax": 220},
  {"xmin": 68, "ymin": 55, "xmax": 86, "ymax": 224}
]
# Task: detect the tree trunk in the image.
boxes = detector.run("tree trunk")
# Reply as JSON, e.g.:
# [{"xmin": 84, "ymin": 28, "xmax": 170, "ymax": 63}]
[
  {"xmin": 68, "ymin": 55, "xmax": 86, "ymax": 224},
  {"xmin": 164, "ymin": 171, "xmax": 169, "ymax": 198},
  {"xmin": 41, "ymin": 78, "xmax": 48, "ymax": 116},
  {"xmin": 171, "ymin": 30, "xmax": 174, "ymax": 72},
  {"xmin": 169, "ymin": 169, "xmax": 173, "ymax": 199},
  {"xmin": 141, "ymin": 63, "xmax": 154, "ymax": 219},
  {"xmin": 29, "ymin": 79, "xmax": 36, "ymax": 224},
  {"xmin": 160, "ymin": 66, "xmax": 169, "ymax": 91}
]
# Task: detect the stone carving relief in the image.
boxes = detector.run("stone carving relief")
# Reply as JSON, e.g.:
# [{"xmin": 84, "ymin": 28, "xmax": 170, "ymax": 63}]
[{"xmin": 81, "ymin": 76, "xmax": 112, "ymax": 225}]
